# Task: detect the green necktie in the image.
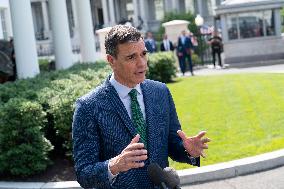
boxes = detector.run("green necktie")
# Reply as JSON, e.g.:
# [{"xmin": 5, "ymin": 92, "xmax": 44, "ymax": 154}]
[{"xmin": 129, "ymin": 89, "xmax": 147, "ymax": 148}]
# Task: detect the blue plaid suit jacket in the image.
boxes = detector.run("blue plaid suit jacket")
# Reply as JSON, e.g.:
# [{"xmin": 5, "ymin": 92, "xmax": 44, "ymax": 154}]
[{"xmin": 72, "ymin": 77, "xmax": 199, "ymax": 189}]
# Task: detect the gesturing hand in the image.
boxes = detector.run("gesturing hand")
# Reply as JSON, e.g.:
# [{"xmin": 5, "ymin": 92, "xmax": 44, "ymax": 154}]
[
  {"xmin": 109, "ymin": 134, "xmax": 148, "ymax": 175},
  {"xmin": 177, "ymin": 130, "xmax": 210, "ymax": 158}
]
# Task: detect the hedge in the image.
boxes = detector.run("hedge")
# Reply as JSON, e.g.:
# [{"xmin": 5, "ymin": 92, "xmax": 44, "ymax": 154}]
[
  {"xmin": 0, "ymin": 98, "xmax": 53, "ymax": 176},
  {"xmin": 0, "ymin": 61, "xmax": 111, "ymax": 177},
  {"xmin": 147, "ymin": 51, "xmax": 177, "ymax": 83}
]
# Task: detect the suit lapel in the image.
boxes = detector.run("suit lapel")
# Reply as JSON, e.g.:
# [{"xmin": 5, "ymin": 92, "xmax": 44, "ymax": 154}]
[
  {"xmin": 141, "ymin": 81, "xmax": 162, "ymax": 162},
  {"xmin": 103, "ymin": 78, "xmax": 137, "ymax": 138}
]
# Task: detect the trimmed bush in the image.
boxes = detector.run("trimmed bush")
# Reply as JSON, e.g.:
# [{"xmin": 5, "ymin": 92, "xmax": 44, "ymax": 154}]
[
  {"xmin": 0, "ymin": 98, "xmax": 53, "ymax": 177},
  {"xmin": 0, "ymin": 61, "xmax": 112, "ymax": 165},
  {"xmin": 147, "ymin": 52, "xmax": 177, "ymax": 83},
  {"xmin": 192, "ymin": 53, "xmax": 202, "ymax": 65}
]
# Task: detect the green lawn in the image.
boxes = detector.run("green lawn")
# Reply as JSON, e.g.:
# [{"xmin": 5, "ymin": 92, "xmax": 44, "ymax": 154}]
[{"xmin": 167, "ymin": 73, "xmax": 284, "ymax": 170}]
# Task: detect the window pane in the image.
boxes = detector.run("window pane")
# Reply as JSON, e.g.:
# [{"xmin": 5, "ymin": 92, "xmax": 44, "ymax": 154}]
[
  {"xmin": 155, "ymin": 0, "xmax": 164, "ymax": 20},
  {"xmin": 264, "ymin": 10, "xmax": 275, "ymax": 36},
  {"xmin": 239, "ymin": 12, "xmax": 264, "ymax": 39},
  {"xmin": 227, "ymin": 14, "xmax": 238, "ymax": 40}
]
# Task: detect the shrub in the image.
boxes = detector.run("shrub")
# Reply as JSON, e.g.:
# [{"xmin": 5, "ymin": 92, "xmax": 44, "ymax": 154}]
[
  {"xmin": 0, "ymin": 61, "xmax": 111, "ymax": 160},
  {"xmin": 147, "ymin": 52, "xmax": 177, "ymax": 83},
  {"xmin": 0, "ymin": 98, "xmax": 53, "ymax": 177},
  {"xmin": 39, "ymin": 58, "xmax": 55, "ymax": 72},
  {"xmin": 192, "ymin": 53, "xmax": 202, "ymax": 65},
  {"xmin": 39, "ymin": 59, "xmax": 50, "ymax": 72}
]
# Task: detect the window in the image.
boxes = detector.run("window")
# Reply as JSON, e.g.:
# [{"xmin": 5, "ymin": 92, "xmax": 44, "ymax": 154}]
[
  {"xmin": 227, "ymin": 10, "xmax": 276, "ymax": 40},
  {"xmin": 155, "ymin": 0, "xmax": 164, "ymax": 20},
  {"xmin": 264, "ymin": 10, "xmax": 275, "ymax": 36},
  {"xmin": 0, "ymin": 9, "xmax": 8, "ymax": 40},
  {"xmin": 227, "ymin": 14, "xmax": 238, "ymax": 40},
  {"xmin": 239, "ymin": 12, "xmax": 264, "ymax": 39}
]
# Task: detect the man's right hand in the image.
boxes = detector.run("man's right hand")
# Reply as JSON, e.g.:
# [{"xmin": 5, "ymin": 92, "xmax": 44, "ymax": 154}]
[{"xmin": 109, "ymin": 134, "xmax": 148, "ymax": 175}]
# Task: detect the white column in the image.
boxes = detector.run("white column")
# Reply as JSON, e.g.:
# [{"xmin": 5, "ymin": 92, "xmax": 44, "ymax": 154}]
[
  {"xmin": 49, "ymin": 0, "xmax": 73, "ymax": 70},
  {"xmin": 75, "ymin": 0, "xmax": 96, "ymax": 62},
  {"xmin": 71, "ymin": 0, "xmax": 79, "ymax": 27},
  {"xmin": 163, "ymin": 0, "xmax": 170, "ymax": 12},
  {"xmin": 139, "ymin": 0, "xmax": 149, "ymax": 31},
  {"xmin": 114, "ymin": 0, "xmax": 120, "ymax": 21},
  {"xmin": 9, "ymin": 0, "xmax": 39, "ymax": 79},
  {"xmin": 211, "ymin": 0, "xmax": 216, "ymax": 15},
  {"xmin": 275, "ymin": 9, "xmax": 281, "ymax": 37},
  {"xmin": 172, "ymin": 0, "xmax": 178, "ymax": 12},
  {"xmin": 220, "ymin": 15, "xmax": 228, "ymax": 42},
  {"xmin": 41, "ymin": 0, "xmax": 50, "ymax": 39},
  {"xmin": 71, "ymin": 0, "xmax": 80, "ymax": 49},
  {"xmin": 101, "ymin": 0, "xmax": 109, "ymax": 26},
  {"xmin": 197, "ymin": 0, "xmax": 203, "ymax": 16},
  {"xmin": 108, "ymin": 0, "xmax": 116, "ymax": 26},
  {"xmin": 132, "ymin": 0, "xmax": 139, "ymax": 27}
]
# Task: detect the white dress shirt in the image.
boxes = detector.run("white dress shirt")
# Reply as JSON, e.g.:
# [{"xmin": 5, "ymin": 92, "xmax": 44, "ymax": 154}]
[{"xmin": 163, "ymin": 39, "xmax": 171, "ymax": 51}]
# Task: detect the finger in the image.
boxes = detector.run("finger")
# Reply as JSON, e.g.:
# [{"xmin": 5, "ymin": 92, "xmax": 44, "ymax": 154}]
[
  {"xmin": 130, "ymin": 134, "xmax": 140, "ymax": 144},
  {"xmin": 201, "ymin": 137, "xmax": 211, "ymax": 143},
  {"xmin": 125, "ymin": 149, "xmax": 147, "ymax": 157},
  {"xmin": 177, "ymin": 130, "xmax": 187, "ymax": 141},
  {"xmin": 131, "ymin": 161, "xmax": 145, "ymax": 168},
  {"xmin": 202, "ymin": 144, "xmax": 208, "ymax": 149},
  {"xmin": 200, "ymin": 151, "xmax": 206, "ymax": 158},
  {"xmin": 126, "ymin": 143, "xmax": 145, "ymax": 151},
  {"xmin": 127, "ymin": 154, "xmax": 148, "ymax": 162},
  {"xmin": 197, "ymin": 131, "xmax": 206, "ymax": 139}
]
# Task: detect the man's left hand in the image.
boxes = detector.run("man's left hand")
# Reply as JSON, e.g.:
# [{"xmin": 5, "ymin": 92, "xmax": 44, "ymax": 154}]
[{"xmin": 177, "ymin": 130, "xmax": 210, "ymax": 158}]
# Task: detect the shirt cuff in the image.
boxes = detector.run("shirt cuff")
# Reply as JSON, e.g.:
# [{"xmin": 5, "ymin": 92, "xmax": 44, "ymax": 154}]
[
  {"xmin": 108, "ymin": 160, "xmax": 119, "ymax": 183},
  {"xmin": 185, "ymin": 150, "xmax": 200, "ymax": 166}
]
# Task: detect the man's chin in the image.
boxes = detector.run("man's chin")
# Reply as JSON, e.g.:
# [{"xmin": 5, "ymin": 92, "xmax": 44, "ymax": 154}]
[{"xmin": 136, "ymin": 76, "xmax": 146, "ymax": 84}]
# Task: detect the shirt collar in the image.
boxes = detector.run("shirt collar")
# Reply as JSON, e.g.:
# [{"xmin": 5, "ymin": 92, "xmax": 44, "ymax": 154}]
[{"xmin": 109, "ymin": 73, "xmax": 142, "ymax": 99}]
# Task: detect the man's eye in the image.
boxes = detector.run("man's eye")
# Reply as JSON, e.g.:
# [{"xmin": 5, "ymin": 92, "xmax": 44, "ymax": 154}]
[
  {"xmin": 142, "ymin": 51, "xmax": 148, "ymax": 57},
  {"xmin": 128, "ymin": 55, "xmax": 135, "ymax": 60}
]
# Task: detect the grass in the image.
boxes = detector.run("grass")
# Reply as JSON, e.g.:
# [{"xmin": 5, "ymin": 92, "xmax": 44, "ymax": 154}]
[{"xmin": 167, "ymin": 73, "xmax": 284, "ymax": 170}]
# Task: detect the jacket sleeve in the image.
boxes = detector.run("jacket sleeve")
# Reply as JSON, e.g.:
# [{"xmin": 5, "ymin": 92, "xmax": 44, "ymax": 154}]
[
  {"xmin": 72, "ymin": 99, "xmax": 112, "ymax": 188},
  {"xmin": 166, "ymin": 87, "xmax": 200, "ymax": 167}
]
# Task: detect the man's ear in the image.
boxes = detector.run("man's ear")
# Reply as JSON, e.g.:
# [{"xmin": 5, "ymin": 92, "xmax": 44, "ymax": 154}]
[{"xmin": 107, "ymin": 54, "xmax": 115, "ymax": 68}]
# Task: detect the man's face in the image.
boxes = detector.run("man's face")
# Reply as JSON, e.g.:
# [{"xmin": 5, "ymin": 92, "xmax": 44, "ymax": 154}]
[{"xmin": 107, "ymin": 39, "xmax": 148, "ymax": 88}]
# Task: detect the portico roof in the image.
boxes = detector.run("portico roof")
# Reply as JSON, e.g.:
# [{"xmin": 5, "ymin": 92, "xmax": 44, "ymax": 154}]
[{"xmin": 216, "ymin": 0, "xmax": 284, "ymax": 15}]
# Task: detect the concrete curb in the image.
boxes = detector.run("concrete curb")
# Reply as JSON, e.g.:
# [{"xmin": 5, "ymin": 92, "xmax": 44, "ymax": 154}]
[
  {"xmin": 1, "ymin": 149, "xmax": 284, "ymax": 188},
  {"xmin": 178, "ymin": 148, "xmax": 284, "ymax": 186}
]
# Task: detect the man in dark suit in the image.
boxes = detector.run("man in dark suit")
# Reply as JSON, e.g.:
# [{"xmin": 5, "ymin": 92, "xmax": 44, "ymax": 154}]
[
  {"xmin": 72, "ymin": 25, "xmax": 210, "ymax": 189},
  {"xmin": 160, "ymin": 34, "xmax": 174, "ymax": 52},
  {"xmin": 177, "ymin": 30, "xmax": 194, "ymax": 76},
  {"xmin": 144, "ymin": 31, "xmax": 157, "ymax": 53}
]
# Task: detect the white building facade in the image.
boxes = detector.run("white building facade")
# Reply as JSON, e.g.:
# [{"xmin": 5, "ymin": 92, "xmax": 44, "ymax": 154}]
[
  {"xmin": 1, "ymin": 0, "xmax": 223, "ymax": 78},
  {"xmin": 216, "ymin": 0, "xmax": 284, "ymax": 65}
]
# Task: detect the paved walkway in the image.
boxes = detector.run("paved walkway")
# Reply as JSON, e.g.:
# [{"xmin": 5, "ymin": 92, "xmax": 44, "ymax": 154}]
[
  {"xmin": 182, "ymin": 165, "xmax": 284, "ymax": 189},
  {"xmin": 178, "ymin": 63, "xmax": 284, "ymax": 77}
]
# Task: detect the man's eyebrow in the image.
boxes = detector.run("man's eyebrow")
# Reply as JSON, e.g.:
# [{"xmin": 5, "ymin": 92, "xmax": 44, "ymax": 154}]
[{"xmin": 125, "ymin": 53, "xmax": 136, "ymax": 58}]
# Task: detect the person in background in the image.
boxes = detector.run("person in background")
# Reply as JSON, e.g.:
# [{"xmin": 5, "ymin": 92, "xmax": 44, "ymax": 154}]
[
  {"xmin": 160, "ymin": 34, "xmax": 174, "ymax": 52},
  {"xmin": 177, "ymin": 30, "xmax": 194, "ymax": 76},
  {"xmin": 72, "ymin": 25, "xmax": 210, "ymax": 189},
  {"xmin": 208, "ymin": 31, "xmax": 223, "ymax": 68},
  {"xmin": 144, "ymin": 31, "xmax": 157, "ymax": 53}
]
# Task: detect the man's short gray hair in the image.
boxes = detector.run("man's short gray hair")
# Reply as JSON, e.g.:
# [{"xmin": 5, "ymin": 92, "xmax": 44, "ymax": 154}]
[{"xmin": 105, "ymin": 25, "xmax": 142, "ymax": 57}]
